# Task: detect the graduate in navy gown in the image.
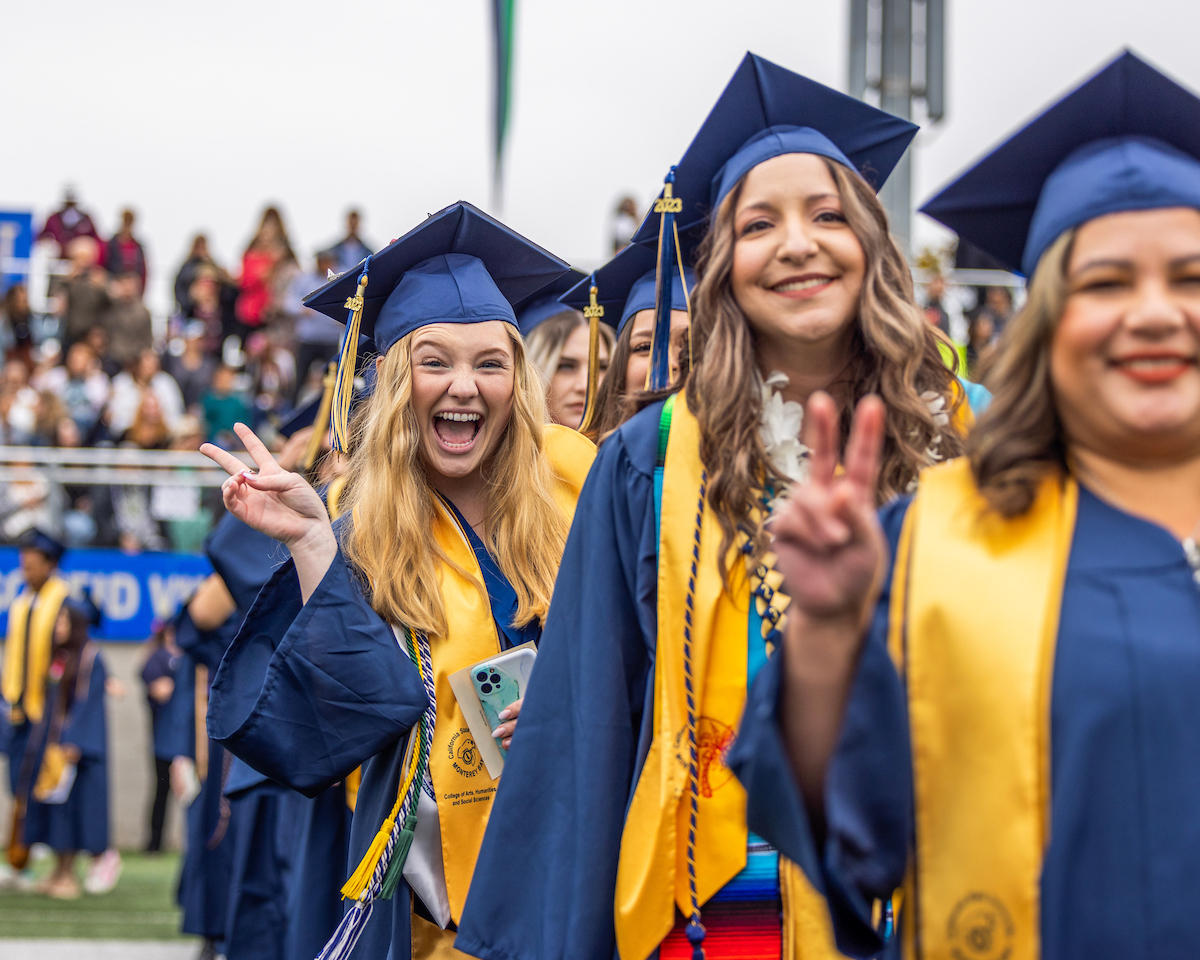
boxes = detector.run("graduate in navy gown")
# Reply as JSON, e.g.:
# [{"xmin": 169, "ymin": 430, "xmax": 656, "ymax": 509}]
[
  {"xmin": 166, "ymin": 597, "xmax": 240, "ymax": 960},
  {"xmin": 21, "ymin": 595, "xmax": 109, "ymax": 899},
  {"xmin": 458, "ymin": 53, "xmax": 971, "ymax": 960},
  {"xmin": 558, "ymin": 243, "xmax": 694, "ymax": 441},
  {"xmin": 729, "ymin": 50, "xmax": 1200, "ymax": 960},
  {"xmin": 200, "ymin": 202, "xmax": 596, "ymax": 960}
]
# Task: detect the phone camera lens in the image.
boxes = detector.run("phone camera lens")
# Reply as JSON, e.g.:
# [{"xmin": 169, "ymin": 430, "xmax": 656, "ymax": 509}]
[
  {"xmin": 476, "ymin": 671, "xmax": 488, "ymax": 681},
  {"xmin": 481, "ymin": 683, "xmax": 493, "ymax": 694},
  {"xmin": 489, "ymin": 673, "xmax": 501, "ymax": 683}
]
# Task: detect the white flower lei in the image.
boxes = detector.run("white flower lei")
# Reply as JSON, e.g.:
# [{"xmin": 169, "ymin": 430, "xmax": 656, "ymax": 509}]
[{"xmin": 758, "ymin": 371, "xmax": 949, "ymax": 496}]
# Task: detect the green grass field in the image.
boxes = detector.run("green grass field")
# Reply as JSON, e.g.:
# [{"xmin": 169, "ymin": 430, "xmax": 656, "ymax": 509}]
[{"xmin": 0, "ymin": 850, "xmax": 185, "ymax": 940}]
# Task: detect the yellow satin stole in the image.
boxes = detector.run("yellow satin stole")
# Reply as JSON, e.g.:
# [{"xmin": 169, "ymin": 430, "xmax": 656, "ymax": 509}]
[
  {"xmin": 415, "ymin": 424, "xmax": 594, "ymax": 924},
  {"xmin": 888, "ymin": 459, "xmax": 1077, "ymax": 960},
  {"xmin": 615, "ymin": 395, "xmax": 845, "ymax": 960},
  {"xmin": 3, "ymin": 576, "xmax": 71, "ymax": 725}
]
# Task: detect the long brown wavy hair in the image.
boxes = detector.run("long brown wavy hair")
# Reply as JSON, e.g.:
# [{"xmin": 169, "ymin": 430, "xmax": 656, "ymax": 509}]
[
  {"xmin": 339, "ymin": 328, "xmax": 572, "ymax": 638},
  {"xmin": 967, "ymin": 230, "xmax": 1075, "ymax": 517},
  {"xmin": 687, "ymin": 158, "xmax": 964, "ymax": 576}
]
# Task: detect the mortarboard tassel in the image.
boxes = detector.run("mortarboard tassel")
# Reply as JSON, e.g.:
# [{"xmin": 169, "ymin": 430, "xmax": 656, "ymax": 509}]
[
  {"xmin": 647, "ymin": 167, "xmax": 684, "ymax": 391},
  {"xmin": 578, "ymin": 280, "xmax": 604, "ymax": 434},
  {"xmin": 302, "ymin": 361, "xmax": 338, "ymax": 472},
  {"xmin": 330, "ymin": 256, "xmax": 373, "ymax": 453}
]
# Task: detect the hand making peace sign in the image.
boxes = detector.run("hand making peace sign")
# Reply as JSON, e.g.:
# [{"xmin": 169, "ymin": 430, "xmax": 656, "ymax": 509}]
[
  {"xmin": 771, "ymin": 391, "xmax": 888, "ymax": 636},
  {"xmin": 200, "ymin": 422, "xmax": 338, "ymax": 602}
]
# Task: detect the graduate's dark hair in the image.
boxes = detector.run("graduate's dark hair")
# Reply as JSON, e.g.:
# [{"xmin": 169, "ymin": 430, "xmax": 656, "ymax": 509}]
[
  {"xmin": 968, "ymin": 230, "xmax": 1075, "ymax": 517},
  {"xmin": 687, "ymin": 158, "xmax": 964, "ymax": 582}
]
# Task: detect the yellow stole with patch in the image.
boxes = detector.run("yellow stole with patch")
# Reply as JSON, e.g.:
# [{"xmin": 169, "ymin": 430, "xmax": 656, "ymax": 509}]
[
  {"xmin": 3, "ymin": 576, "xmax": 71, "ymax": 725},
  {"xmin": 615, "ymin": 395, "xmax": 845, "ymax": 960},
  {"xmin": 348, "ymin": 424, "xmax": 595, "ymax": 925},
  {"xmin": 888, "ymin": 458, "xmax": 1077, "ymax": 960}
]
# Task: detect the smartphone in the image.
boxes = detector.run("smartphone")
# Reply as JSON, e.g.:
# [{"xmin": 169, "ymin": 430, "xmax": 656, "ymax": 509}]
[{"xmin": 470, "ymin": 648, "xmax": 536, "ymax": 755}]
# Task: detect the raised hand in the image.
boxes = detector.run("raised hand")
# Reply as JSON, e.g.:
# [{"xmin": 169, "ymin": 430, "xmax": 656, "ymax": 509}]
[
  {"xmin": 771, "ymin": 392, "xmax": 887, "ymax": 628},
  {"xmin": 201, "ymin": 423, "xmax": 337, "ymax": 602},
  {"xmin": 770, "ymin": 393, "xmax": 890, "ymax": 812}
]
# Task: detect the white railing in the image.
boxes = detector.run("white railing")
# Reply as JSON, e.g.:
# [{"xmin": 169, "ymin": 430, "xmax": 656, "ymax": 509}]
[{"xmin": 0, "ymin": 445, "xmax": 253, "ymax": 487}]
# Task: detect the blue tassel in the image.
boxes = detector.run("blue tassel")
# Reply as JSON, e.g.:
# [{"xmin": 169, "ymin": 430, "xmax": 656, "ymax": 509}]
[
  {"xmin": 649, "ymin": 166, "xmax": 682, "ymax": 391},
  {"xmin": 685, "ymin": 918, "xmax": 707, "ymax": 960},
  {"xmin": 315, "ymin": 899, "xmax": 373, "ymax": 960}
]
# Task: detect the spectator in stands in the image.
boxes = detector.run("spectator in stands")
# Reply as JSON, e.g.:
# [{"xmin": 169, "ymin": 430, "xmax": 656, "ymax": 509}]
[
  {"xmin": 37, "ymin": 341, "xmax": 111, "ymax": 437},
  {"xmin": 31, "ymin": 391, "xmax": 69, "ymax": 446},
  {"xmin": 107, "ymin": 348, "xmax": 184, "ymax": 438},
  {"xmin": 328, "ymin": 208, "xmax": 373, "ymax": 274},
  {"xmin": 103, "ymin": 209, "xmax": 148, "ymax": 294},
  {"xmin": 104, "ymin": 272, "xmax": 154, "ymax": 370},
  {"xmin": 201, "ymin": 363, "xmax": 251, "ymax": 445},
  {"xmin": 967, "ymin": 311, "xmax": 997, "ymax": 380},
  {"xmin": 611, "ymin": 196, "xmax": 639, "ymax": 254},
  {"xmin": 234, "ymin": 207, "xmax": 295, "ymax": 340},
  {"xmin": 0, "ymin": 284, "xmax": 32, "ymax": 364},
  {"xmin": 245, "ymin": 330, "xmax": 295, "ymax": 425},
  {"xmin": 84, "ymin": 325, "xmax": 121, "ymax": 379},
  {"xmin": 186, "ymin": 266, "xmax": 235, "ymax": 349},
  {"xmin": 164, "ymin": 320, "xmax": 216, "ymax": 411},
  {"xmin": 978, "ymin": 285, "xmax": 1014, "ymax": 335},
  {"xmin": 175, "ymin": 234, "xmax": 210, "ymax": 314},
  {"xmin": 286, "ymin": 249, "xmax": 343, "ymax": 401},
  {"xmin": 38, "ymin": 187, "xmax": 101, "ymax": 258},
  {"xmin": 155, "ymin": 415, "xmax": 217, "ymax": 552},
  {"xmin": 140, "ymin": 620, "xmax": 181, "ymax": 854},
  {"xmin": 0, "ymin": 445, "xmax": 66, "ymax": 542},
  {"xmin": 121, "ymin": 392, "xmax": 171, "ymax": 450},
  {"xmin": 61, "ymin": 237, "xmax": 110, "ymax": 351},
  {"xmin": 1, "ymin": 359, "xmax": 39, "ymax": 444},
  {"xmin": 923, "ymin": 273, "xmax": 951, "ymax": 337}
]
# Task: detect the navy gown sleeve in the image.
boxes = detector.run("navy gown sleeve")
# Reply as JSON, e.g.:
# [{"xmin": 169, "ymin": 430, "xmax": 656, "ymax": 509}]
[
  {"xmin": 728, "ymin": 498, "xmax": 914, "ymax": 960},
  {"xmin": 207, "ymin": 548, "xmax": 429, "ymax": 798},
  {"xmin": 62, "ymin": 651, "xmax": 107, "ymax": 761},
  {"xmin": 457, "ymin": 414, "xmax": 661, "ymax": 960}
]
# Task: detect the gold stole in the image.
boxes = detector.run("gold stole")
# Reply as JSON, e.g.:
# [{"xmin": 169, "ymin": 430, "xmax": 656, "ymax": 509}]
[
  {"xmin": 422, "ymin": 424, "xmax": 595, "ymax": 924},
  {"xmin": 615, "ymin": 395, "xmax": 844, "ymax": 960},
  {"xmin": 888, "ymin": 459, "xmax": 1077, "ymax": 960},
  {"xmin": 3, "ymin": 576, "xmax": 71, "ymax": 724}
]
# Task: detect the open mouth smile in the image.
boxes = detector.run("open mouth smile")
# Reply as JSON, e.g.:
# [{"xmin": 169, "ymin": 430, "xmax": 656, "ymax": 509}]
[{"xmin": 433, "ymin": 411, "xmax": 483, "ymax": 450}]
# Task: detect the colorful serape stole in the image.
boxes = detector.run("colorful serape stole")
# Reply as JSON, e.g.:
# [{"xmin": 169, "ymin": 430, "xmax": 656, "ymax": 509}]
[{"xmin": 660, "ymin": 833, "xmax": 782, "ymax": 959}]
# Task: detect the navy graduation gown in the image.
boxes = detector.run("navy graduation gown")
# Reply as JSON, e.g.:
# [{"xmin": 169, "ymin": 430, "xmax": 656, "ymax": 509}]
[
  {"xmin": 22, "ymin": 649, "xmax": 110, "ymax": 855},
  {"xmin": 729, "ymin": 486, "xmax": 1200, "ymax": 960},
  {"xmin": 173, "ymin": 609, "xmax": 240, "ymax": 940},
  {"xmin": 457, "ymin": 404, "xmax": 663, "ymax": 960},
  {"xmin": 208, "ymin": 552, "xmax": 428, "ymax": 959}
]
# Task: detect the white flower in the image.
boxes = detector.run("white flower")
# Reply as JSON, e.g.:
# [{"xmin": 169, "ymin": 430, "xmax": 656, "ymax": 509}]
[{"xmin": 759, "ymin": 371, "xmax": 810, "ymax": 487}]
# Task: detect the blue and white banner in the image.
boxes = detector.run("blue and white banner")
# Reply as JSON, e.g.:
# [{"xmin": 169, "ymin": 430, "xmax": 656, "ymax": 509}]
[{"xmin": 0, "ymin": 547, "xmax": 213, "ymax": 641}]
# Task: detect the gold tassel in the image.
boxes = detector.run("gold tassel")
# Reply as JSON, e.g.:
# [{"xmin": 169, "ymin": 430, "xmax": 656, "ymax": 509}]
[
  {"xmin": 578, "ymin": 284, "xmax": 604, "ymax": 434},
  {"xmin": 331, "ymin": 273, "xmax": 369, "ymax": 453},
  {"xmin": 303, "ymin": 362, "xmax": 338, "ymax": 472}
]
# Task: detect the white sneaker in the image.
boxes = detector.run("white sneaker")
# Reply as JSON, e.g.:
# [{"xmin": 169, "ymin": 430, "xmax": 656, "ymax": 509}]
[{"xmin": 84, "ymin": 848, "xmax": 123, "ymax": 894}]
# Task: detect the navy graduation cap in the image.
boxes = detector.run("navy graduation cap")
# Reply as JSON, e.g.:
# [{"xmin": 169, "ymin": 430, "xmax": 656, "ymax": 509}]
[
  {"xmin": 921, "ymin": 50, "xmax": 1200, "ymax": 277},
  {"xmin": 561, "ymin": 242, "xmax": 696, "ymax": 337},
  {"xmin": 514, "ymin": 268, "xmax": 589, "ymax": 336},
  {"xmin": 632, "ymin": 52, "xmax": 918, "ymax": 242},
  {"xmin": 19, "ymin": 527, "xmax": 65, "ymax": 564},
  {"xmin": 303, "ymin": 201, "xmax": 570, "ymax": 450}
]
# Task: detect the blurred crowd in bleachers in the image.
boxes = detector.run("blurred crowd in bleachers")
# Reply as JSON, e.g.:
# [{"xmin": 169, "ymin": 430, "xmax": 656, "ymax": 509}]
[{"xmin": 0, "ymin": 191, "xmax": 373, "ymax": 553}]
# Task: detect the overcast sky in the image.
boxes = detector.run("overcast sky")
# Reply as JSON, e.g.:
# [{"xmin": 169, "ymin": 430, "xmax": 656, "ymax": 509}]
[{"xmin": 4, "ymin": 0, "xmax": 1200, "ymax": 315}]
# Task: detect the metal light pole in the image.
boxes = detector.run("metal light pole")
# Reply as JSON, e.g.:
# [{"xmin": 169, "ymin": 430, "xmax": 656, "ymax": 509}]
[{"xmin": 848, "ymin": 0, "xmax": 945, "ymax": 257}]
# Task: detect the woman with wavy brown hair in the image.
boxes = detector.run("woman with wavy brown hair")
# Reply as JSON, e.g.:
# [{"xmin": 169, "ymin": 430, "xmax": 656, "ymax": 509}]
[
  {"xmin": 198, "ymin": 204, "xmax": 595, "ymax": 960},
  {"xmin": 731, "ymin": 51, "xmax": 1200, "ymax": 960},
  {"xmin": 458, "ymin": 55, "xmax": 970, "ymax": 960}
]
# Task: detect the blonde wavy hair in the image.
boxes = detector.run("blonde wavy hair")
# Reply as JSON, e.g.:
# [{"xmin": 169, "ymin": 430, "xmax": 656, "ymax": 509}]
[
  {"xmin": 968, "ymin": 230, "xmax": 1075, "ymax": 517},
  {"xmin": 339, "ymin": 327, "xmax": 571, "ymax": 637},
  {"xmin": 687, "ymin": 158, "xmax": 965, "ymax": 577}
]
